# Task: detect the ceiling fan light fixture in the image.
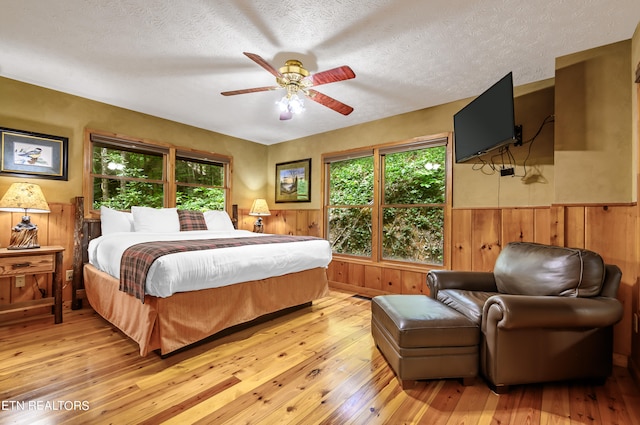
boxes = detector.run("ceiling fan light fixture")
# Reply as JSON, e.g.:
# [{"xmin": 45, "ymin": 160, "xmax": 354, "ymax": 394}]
[
  {"xmin": 223, "ymin": 52, "xmax": 355, "ymax": 118},
  {"xmin": 279, "ymin": 60, "xmax": 309, "ymax": 79},
  {"xmin": 276, "ymin": 93, "xmax": 305, "ymax": 115}
]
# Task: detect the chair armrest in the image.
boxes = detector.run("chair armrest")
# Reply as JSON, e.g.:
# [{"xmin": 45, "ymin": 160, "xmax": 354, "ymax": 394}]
[
  {"xmin": 427, "ymin": 270, "xmax": 498, "ymax": 298},
  {"xmin": 483, "ymin": 295, "xmax": 623, "ymax": 331}
]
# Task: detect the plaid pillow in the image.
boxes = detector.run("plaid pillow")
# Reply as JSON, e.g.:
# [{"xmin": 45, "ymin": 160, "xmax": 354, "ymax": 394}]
[{"xmin": 177, "ymin": 210, "xmax": 208, "ymax": 231}]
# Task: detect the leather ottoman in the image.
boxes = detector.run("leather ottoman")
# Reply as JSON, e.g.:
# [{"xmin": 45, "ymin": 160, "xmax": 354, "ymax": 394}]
[{"xmin": 371, "ymin": 294, "xmax": 479, "ymax": 389}]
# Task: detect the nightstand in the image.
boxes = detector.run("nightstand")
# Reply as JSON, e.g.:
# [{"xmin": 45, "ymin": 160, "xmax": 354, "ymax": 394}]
[{"xmin": 0, "ymin": 246, "xmax": 64, "ymax": 324}]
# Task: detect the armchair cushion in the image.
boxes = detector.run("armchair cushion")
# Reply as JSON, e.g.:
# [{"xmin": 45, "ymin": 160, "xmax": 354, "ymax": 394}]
[
  {"xmin": 493, "ymin": 242, "xmax": 605, "ymax": 297},
  {"xmin": 437, "ymin": 289, "xmax": 497, "ymax": 324}
]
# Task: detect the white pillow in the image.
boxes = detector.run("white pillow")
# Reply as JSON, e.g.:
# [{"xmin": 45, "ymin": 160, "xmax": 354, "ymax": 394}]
[
  {"xmin": 131, "ymin": 206, "xmax": 180, "ymax": 233},
  {"xmin": 203, "ymin": 210, "xmax": 235, "ymax": 231},
  {"xmin": 100, "ymin": 206, "xmax": 134, "ymax": 235}
]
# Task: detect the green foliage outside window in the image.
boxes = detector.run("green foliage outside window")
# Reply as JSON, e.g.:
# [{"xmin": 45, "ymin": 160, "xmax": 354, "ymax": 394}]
[
  {"xmin": 92, "ymin": 147, "xmax": 164, "ymax": 210},
  {"xmin": 328, "ymin": 157, "xmax": 374, "ymax": 256},
  {"xmin": 91, "ymin": 145, "xmax": 227, "ymax": 211},
  {"xmin": 382, "ymin": 147, "xmax": 446, "ymax": 264},
  {"xmin": 327, "ymin": 145, "xmax": 446, "ymax": 265},
  {"xmin": 175, "ymin": 157, "xmax": 226, "ymax": 211},
  {"xmin": 176, "ymin": 186, "xmax": 225, "ymax": 211}
]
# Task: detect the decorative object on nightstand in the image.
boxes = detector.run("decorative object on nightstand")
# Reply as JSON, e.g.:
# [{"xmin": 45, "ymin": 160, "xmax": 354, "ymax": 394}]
[
  {"xmin": 249, "ymin": 198, "xmax": 271, "ymax": 233},
  {"xmin": 0, "ymin": 182, "xmax": 50, "ymax": 249}
]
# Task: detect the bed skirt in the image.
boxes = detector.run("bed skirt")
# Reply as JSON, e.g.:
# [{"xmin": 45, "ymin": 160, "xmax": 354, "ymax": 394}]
[{"xmin": 83, "ymin": 264, "xmax": 330, "ymax": 356}]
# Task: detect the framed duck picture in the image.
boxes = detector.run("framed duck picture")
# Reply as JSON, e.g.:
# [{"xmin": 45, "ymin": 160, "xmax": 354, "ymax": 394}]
[{"xmin": 0, "ymin": 127, "xmax": 68, "ymax": 180}]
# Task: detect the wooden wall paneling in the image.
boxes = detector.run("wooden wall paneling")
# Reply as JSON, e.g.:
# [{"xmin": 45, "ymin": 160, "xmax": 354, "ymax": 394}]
[
  {"xmin": 328, "ymin": 260, "xmax": 349, "ymax": 284},
  {"xmin": 326, "ymin": 261, "xmax": 335, "ymax": 282},
  {"xmin": 33, "ymin": 212, "xmax": 49, "ymax": 246},
  {"xmin": 501, "ymin": 208, "xmax": 535, "ymax": 245},
  {"xmin": 347, "ymin": 263, "xmax": 365, "ymax": 287},
  {"xmin": 585, "ymin": 206, "xmax": 636, "ymax": 272},
  {"xmin": 284, "ymin": 210, "xmax": 299, "ymax": 235},
  {"xmin": 401, "ymin": 270, "xmax": 426, "ymax": 295},
  {"xmin": 534, "ymin": 208, "xmax": 551, "ymax": 244},
  {"xmin": 295, "ymin": 210, "xmax": 309, "ymax": 236},
  {"xmin": 269, "ymin": 210, "xmax": 288, "ymax": 235},
  {"xmin": 0, "ymin": 277, "xmax": 9, "ymax": 305},
  {"xmin": 585, "ymin": 205, "xmax": 637, "ymax": 357},
  {"xmin": 0, "ymin": 212, "xmax": 10, "ymax": 247},
  {"xmin": 549, "ymin": 205, "xmax": 565, "ymax": 246},
  {"xmin": 0, "ymin": 213, "xmax": 11, "ymax": 248},
  {"xmin": 238, "ymin": 209, "xmax": 323, "ymax": 236},
  {"xmin": 363, "ymin": 265, "xmax": 382, "ymax": 291},
  {"xmin": 306, "ymin": 210, "xmax": 322, "ymax": 237},
  {"xmin": 616, "ymin": 283, "xmax": 633, "ymax": 359},
  {"xmin": 289, "ymin": 210, "xmax": 322, "ymax": 237},
  {"xmin": 564, "ymin": 206, "xmax": 586, "ymax": 248},
  {"xmin": 451, "ymin": 209, "xmax": 472, "ymax": 271},
  {"xmin": 632, "ymin": 280, "xmax": 640, "ymax": 381},
  {"xmin": 237, "ymin": 209, "xmax": 254, "ymax": 231},
  {"xmin": 382, "ymin": 268, "xmax": 402, "ymax": 294},
  {"xmin": 471, "ymin": 209, "xmax": 502, "ymax": 272},
  {"xmin": 47, "ymin": 203, "xmax": 75, "ymax": 300}
]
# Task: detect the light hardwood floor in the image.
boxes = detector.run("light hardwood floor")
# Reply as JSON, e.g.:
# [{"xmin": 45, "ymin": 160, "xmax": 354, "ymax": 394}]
[{"xmin": 1, "ymin": 290, "xmax": 639, "ymax": 425}]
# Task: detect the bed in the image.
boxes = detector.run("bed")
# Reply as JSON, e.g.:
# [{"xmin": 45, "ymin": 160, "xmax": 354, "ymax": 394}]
[{"xmin": 73, "ymin": 198, "xmax": 331, "ymax": 356}]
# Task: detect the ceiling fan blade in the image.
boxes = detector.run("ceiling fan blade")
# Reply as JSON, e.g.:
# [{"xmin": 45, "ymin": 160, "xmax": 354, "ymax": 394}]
[
  {"xmin": 243, "ymin": 52, "xmax": 282, "ymax": 78},
  {"xmin": 306, "ymin": 89, "xmax": 354, "ymax": 115},
  {"xmin": 221, "ymin": 86, "xmax": 279, "ymax": 96},
  {"xmin": 308, "ymin": 66, "xmax": 356, "ymax": 87}
]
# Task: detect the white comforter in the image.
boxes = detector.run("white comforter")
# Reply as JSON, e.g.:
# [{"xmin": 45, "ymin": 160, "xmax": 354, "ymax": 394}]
[{"xmin": 88, "ymin": 230, "xmax": 332, "ymax": 297}]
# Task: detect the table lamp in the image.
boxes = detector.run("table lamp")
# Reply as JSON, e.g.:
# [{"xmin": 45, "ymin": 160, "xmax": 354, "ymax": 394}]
[
  {"xmin": 249, "ymin": 198, "xmax": 271, "ymax": 233},
  {"xmin": 0, "ymin": 182, "xmax": 50, "ymax": 249}
]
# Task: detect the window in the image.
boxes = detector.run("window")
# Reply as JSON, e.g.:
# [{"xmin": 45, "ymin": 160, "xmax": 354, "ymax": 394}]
[
  {"xmin": 381, "ymin": 145, "xmax": 446, "ymax": 264},
  {"xmin": 324, "ymin": 135, "xmax": 450, "ymax": 266},
  {"xmin": 85, "ymin": 130, "xmax": 231, "ymax": 212},
  {"xmin": 90, "ymin": 139, "xmax": 167, "ymax": 209},
  {"xmin": 326, "ymin": 153, "xmax": 374, "ymax": 256},
  {"xmin": 175, "ymin": 153, "xmax": 226, "ymax": 211}
]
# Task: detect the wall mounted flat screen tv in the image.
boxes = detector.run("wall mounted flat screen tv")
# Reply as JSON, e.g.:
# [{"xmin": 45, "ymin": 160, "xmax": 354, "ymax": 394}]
[{"xmin": 453, "ymin": 72, "xmax": 518, "ymax": 163}]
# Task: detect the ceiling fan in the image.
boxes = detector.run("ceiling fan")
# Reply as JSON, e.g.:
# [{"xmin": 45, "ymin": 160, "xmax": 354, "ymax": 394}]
[{"xmin": 221, "ymin": 52, "xmax": 356, "ymax": 120}]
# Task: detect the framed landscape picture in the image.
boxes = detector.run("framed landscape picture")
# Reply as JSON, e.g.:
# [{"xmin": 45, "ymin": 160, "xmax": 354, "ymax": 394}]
[
  {"xmin": 275, "ymin": 158, "xmax": 311, "ymax": 203},
  {"xmin": 0, "ymin": 127, "xmax": 68, "ymax": 180}
]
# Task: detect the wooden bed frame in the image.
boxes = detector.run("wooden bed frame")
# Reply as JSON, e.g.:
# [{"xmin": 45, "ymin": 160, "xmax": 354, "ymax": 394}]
[{"xmin": 72, "ymin": 197, "xmax": 330, "ymax": 356}]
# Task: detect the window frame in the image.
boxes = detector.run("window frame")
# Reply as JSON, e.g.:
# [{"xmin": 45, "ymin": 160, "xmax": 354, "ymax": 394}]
[
  {"xmin": 83, "ymin": 129, "xmax": 232, "ymax": 216},
  {"xmin": 322, "ymin": 133, "xmax": 452, "ymax": 270}
]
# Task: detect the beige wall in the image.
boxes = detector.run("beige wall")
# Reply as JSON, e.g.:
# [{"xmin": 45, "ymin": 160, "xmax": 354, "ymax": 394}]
[
  {"xmin": 270, "ymin": 40, "xmax": 636, "ymax": 210},
  {"xmin": 2, "ymin": 34, "xmax": 636, "ymax": 213},
  {"xmin": 454, "ymin": 80, "xmax": 555, "ymax": 207},
  {"xmin": 269, "ymin": 79, "xmax": 556, "ymax": 210},
  {"xmin": 267, "ymin": 99, "xmax": 462, "ymax": 210},
  {"xmin": 555, "ymin": 40, "xmax": 634, "ymax": 204},
  {"xmin": 0, "ymin": 77, "xmax": 268, "ymax": 209}
]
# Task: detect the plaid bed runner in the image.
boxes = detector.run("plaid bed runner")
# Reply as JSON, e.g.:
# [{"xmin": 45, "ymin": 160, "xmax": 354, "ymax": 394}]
[{"xmin": 120, "ymin": 235, "xmax": 322, "ymax": 302}]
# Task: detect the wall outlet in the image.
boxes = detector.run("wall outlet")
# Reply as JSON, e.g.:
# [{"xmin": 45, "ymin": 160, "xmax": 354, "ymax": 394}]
[
  {"xmin": 15, "ymin": 275, "xmax": 25, "ymax": 288},
  {"xmin": 65, "ymin": 270, "xmax": 74, "ymax": 281}
]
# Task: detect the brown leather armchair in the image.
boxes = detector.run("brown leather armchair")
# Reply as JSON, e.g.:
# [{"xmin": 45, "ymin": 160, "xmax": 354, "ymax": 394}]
[{"xmin": 428, "ymin": 242, "xmax": 623, "ymax": 393}]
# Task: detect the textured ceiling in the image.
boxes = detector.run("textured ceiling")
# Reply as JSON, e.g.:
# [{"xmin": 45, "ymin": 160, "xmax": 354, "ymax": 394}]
[{"xmin": 1, "ymin": 0, "xmax": 639, "ymax": 145}]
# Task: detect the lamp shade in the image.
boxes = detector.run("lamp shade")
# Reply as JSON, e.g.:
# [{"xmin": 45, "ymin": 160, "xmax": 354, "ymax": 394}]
[
  {"xmin": 249, "ymin": 199, "xmax": 271, "ymax": 216},
  {"xmin": 0, "ymin": 182, "xmax": 50, "ymax": 213}
]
